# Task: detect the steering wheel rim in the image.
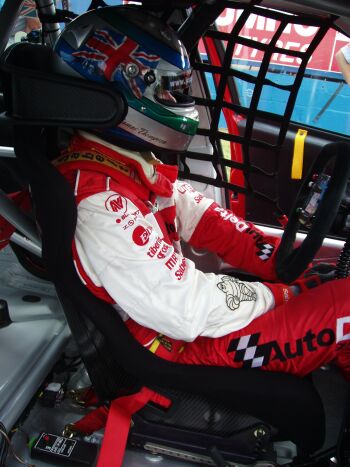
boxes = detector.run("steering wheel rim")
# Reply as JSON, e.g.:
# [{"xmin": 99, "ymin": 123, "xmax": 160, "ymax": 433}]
[{"xmin": 276, "ymin": 141, "xmax": 350, "ymax": 284}]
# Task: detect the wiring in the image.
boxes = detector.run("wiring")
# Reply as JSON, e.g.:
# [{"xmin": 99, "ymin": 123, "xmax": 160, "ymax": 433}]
[
  {"xmin": 336, "ymin": 233, "xmax": 350, "ymax": 279},
  {"xmin": 0, "ymin": 423, "xmax": 8, "ymax": 467},
  {"xmin": 0, "ymin": 426, "xmax": 34, "ymax": 467}
]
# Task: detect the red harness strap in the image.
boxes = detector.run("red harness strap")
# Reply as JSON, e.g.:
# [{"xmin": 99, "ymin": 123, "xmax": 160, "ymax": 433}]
[
  {"xmin": 97, "ymin": 387, "xmax": 158, "ymax": 467},
  {"xmin": 70, "ymin": 387, "xmax": 171, "ymax": 466},
  {"xmin": 54, "ymin": 151, "xmax": 178, "ymax": 464},
  {"xmin": 73, "ymin": 406, "xmax": 109, "ymax": 434}
]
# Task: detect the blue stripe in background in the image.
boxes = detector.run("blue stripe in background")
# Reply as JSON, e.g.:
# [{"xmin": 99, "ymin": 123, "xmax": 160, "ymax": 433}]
[{"xmin": 205, "ymin": 58, "xmax": 350, "ymax": 135}]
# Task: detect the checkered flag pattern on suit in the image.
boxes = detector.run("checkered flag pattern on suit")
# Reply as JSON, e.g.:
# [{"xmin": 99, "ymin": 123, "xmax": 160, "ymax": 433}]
[
  {"xmin": 256, "ymin": 243, "xmax": 274, "ymax": 261},
  {"xmin": 227, "ymin": 333, "xmax": 268, "ymax": 368}
]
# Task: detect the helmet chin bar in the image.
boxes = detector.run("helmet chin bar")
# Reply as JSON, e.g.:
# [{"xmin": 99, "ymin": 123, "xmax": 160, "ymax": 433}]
[
  {"xmin": 116, "ymin": 109, "xmax": 196, "ymax": 153},
  {"xmin": 154, "ymin": 91, "xmax": 196, "ymax": 108}
]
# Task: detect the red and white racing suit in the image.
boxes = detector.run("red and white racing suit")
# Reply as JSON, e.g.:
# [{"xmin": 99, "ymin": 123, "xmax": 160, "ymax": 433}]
[{"xmin": 55, "ymin": 131, "xmax": 350, "ymax": 381}]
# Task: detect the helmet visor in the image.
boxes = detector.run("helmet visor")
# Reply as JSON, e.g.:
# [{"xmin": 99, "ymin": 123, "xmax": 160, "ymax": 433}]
[{"xmin": 154, "ymin": 69, "xmax": 194, "ymax": 107}]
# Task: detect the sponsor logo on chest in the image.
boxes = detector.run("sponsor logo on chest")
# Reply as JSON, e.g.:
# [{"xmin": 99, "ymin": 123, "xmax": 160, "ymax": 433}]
[
  {"xmin": 105, "ymin": 194, "xmax": 140, "ymax": 230},
  {"xmin": 132, "ymin": 226, "xmax": 152, "ymax": 246}
]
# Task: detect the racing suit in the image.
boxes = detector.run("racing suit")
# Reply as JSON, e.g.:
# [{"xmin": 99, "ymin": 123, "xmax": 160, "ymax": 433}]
[{"xmin": 55, "ymin": 131, "xmax": 350, "ymax": 381}]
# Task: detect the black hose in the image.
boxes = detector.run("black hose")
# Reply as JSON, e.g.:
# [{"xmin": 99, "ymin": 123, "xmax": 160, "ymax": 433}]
[{"xmin": 336, "ymin": 232, "xmax": 350, "ymax": 279}]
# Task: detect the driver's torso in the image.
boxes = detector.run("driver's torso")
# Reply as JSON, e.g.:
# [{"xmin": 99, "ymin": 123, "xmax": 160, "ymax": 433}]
[{"xmin": 54, "ymin": 132, "xmax": 279, "ymax": 346}]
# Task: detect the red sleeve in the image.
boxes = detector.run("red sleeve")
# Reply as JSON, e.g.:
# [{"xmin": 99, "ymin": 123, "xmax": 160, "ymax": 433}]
[{"xmin": 188, "ymin": 202, "xmax": 280, "ymax": 281}]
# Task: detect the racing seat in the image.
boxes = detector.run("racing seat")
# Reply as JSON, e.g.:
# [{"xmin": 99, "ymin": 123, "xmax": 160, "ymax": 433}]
[{"xmin": 0, "ymin": 42, "xmax": 328, "ymax": 465}]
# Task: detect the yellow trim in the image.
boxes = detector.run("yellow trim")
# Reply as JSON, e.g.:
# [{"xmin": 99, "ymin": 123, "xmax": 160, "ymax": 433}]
[
  {"xmin": 291, "ymin": 129, "xmax": 308, "ymax": 180},
  {"xmin": 149, "ymin": 336, "xmax": 161, "ymax": 354},
  {"xmin": 53, "ymin": 150, "xmax": 131, "ymax": 176}
]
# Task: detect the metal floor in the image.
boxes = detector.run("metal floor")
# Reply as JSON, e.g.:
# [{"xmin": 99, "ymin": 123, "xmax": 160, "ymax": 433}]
[
  {"xmin": 0, "ymin": 247, "xmax": 220, "ymax": 466},
  {"xmin": 6, "ymin": 398, "xmax": 193, "ymax": 467}
]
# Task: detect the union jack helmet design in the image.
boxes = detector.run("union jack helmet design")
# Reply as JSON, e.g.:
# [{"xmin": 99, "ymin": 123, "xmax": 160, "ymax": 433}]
[{"xmin": 55, "ymin": 6, "xmax": 199, "ymax": 151}]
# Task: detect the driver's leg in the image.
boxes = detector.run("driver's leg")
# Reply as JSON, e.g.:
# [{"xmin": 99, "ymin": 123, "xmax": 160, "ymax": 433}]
[{"xmin": 177, "ymin": 278, "xmax": 350, "ymax": 381}]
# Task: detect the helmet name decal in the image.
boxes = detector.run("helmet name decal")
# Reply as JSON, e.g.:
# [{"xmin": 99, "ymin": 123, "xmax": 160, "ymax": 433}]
[{"xmin": 120, "ymin": 121, "xmax": 166, "ymax": 145}]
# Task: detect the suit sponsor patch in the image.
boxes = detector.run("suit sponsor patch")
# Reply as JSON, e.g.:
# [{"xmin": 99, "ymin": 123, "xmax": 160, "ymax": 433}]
[
  {"xmin": 177, "ymin": 182, "xmax": 195, "ymax": 194},
  {"xmin": 54, "ymin": 150, "xmax": 132, "ymax": 177},
  {"xmin": 214, "ymin": 207, "xmax": 249, "ymax": 232},
  {"xmin": 147, "ymin": 236, "xmax": 170, "ymax": 259},
  {"xmin": 132, "ymin": 226, "xmax": 152, "ymax": 246},
  {"xmin": 217, "ymin": 276, "xmax": 257, "ymax": 311},
  {"xmin": 144, "ymin": 237, "xmax": 186, "ymax": 280},
  {"xmin": 256, "ymin": 242, "xmax": 275, "ymax": 261},
  {"xmin": 227, "ymin": 327, "xmax": 336, "ymax": 369},
  {"xmin": 105, "ymin": 194, "xmax": 127, "ymax": 215},
  {"xmin": 105, "ymin": 194, "xmax": 141, "ymax": 229},
  {"xmin": 177, "ymin": 183, "xmax": 204, "ymax": 205},
  {"xmin": 336, "ymin": 317, "xmax": 350, "ymax": 343}
]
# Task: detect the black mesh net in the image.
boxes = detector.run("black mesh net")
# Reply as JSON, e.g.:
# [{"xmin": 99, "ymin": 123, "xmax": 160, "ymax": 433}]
[{"xmin": 181, "ymin": 1, "xmax": 334, "ymax": 224}]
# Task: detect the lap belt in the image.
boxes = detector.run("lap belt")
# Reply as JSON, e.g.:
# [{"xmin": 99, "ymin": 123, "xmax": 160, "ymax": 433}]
[
  {"xmin": 97, "ymin": 387, "xmax": 156, "ymax": 467},
  {"xmin": 66, "ymin": 387, "xmax": 171, "ymax": 467}
]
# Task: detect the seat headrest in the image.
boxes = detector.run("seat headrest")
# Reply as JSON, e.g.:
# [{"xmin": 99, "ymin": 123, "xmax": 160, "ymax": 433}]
[
  {"xmin": 0, "ymin": 42, "xmax": 127, "ymax": 128},
  {"xmin": 3, "ymin": 42, "xmax": 56, "ymax": 71}
]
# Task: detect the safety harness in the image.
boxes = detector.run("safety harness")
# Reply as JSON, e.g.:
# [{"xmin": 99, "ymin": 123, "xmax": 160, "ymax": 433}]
[{"xmin": 54, "ymin": 134, "xmax": 182, "ymax": 466}]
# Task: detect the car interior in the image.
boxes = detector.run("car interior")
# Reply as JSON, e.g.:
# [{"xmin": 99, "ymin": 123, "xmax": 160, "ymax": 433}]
[{"xmin": 0, "ymin": 1, "xmax": 350, "ymax": 466}]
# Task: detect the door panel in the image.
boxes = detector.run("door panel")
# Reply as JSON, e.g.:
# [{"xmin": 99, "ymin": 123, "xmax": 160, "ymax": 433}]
[{"xmin": 240, "ymin": 118, "xmax": 350, "ymax": 232}]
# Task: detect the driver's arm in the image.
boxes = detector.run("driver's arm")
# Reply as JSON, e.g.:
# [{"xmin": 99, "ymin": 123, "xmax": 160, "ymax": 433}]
[
  {"xmin": 74, "ymin": 191, "xmax": 292, "ymax": 342},
  {"xmin": 175, "ymin": 181, "xmax": 280, "ymax": 282},
  {"xmin": 336, "ymin": 44, "xmax": 350, "ymax": 85}
]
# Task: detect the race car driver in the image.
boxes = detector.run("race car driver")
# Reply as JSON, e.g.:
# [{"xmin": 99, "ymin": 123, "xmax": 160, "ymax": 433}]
[{"xmin": 52, "ymin": 5, "xmax": 350, "ymax": 380}]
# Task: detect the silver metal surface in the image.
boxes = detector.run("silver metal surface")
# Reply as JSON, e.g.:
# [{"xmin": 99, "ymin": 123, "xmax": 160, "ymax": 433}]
[
  {"xmin": 36, "ymin": 0, "xmax": 60, "ymax": 47},
  {"xmin": 0, "ymin": 188, "xmax": 41, "ymax": 249},
  {"xmin": 144, "ymin": 443, "xmax": 278, "ymax": 466},
  {"xmin": 0, "ymin": 247, "xmax": 69, "ymax": 431},
  {"xmin": 10, "ymin": 232, "xmax": 42, "ymax": 257},
  {"xmin": 145, "ymin": 443, "xmax": 217, "ymax": 466},
  {"xmin": 0, "ymin": 319, "xmax": 70, "ymax": 430},
  {"xmin": 0, "ymin": 146, "xmax": 15, "ymax": 158},
  {"xmin": 260, "ymin": 225, "xmax": 344, "ymax": 263}
]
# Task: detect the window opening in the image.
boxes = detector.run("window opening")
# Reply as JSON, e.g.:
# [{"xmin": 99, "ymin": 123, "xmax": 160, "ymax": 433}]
[{"xmin": 182, "ymin": 1, "xmax": 333, "ymax": 224}]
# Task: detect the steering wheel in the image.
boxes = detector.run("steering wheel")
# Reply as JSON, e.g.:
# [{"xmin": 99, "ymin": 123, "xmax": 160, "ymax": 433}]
[{"xmin": 276, "ymin": 141, "xmax": 350, "ymax": 284}]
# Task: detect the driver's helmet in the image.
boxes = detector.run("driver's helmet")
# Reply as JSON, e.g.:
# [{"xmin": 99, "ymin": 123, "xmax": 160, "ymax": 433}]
[{"xmin": 54, "ymin": 5, "xmax": 199, "ymax": 152}]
